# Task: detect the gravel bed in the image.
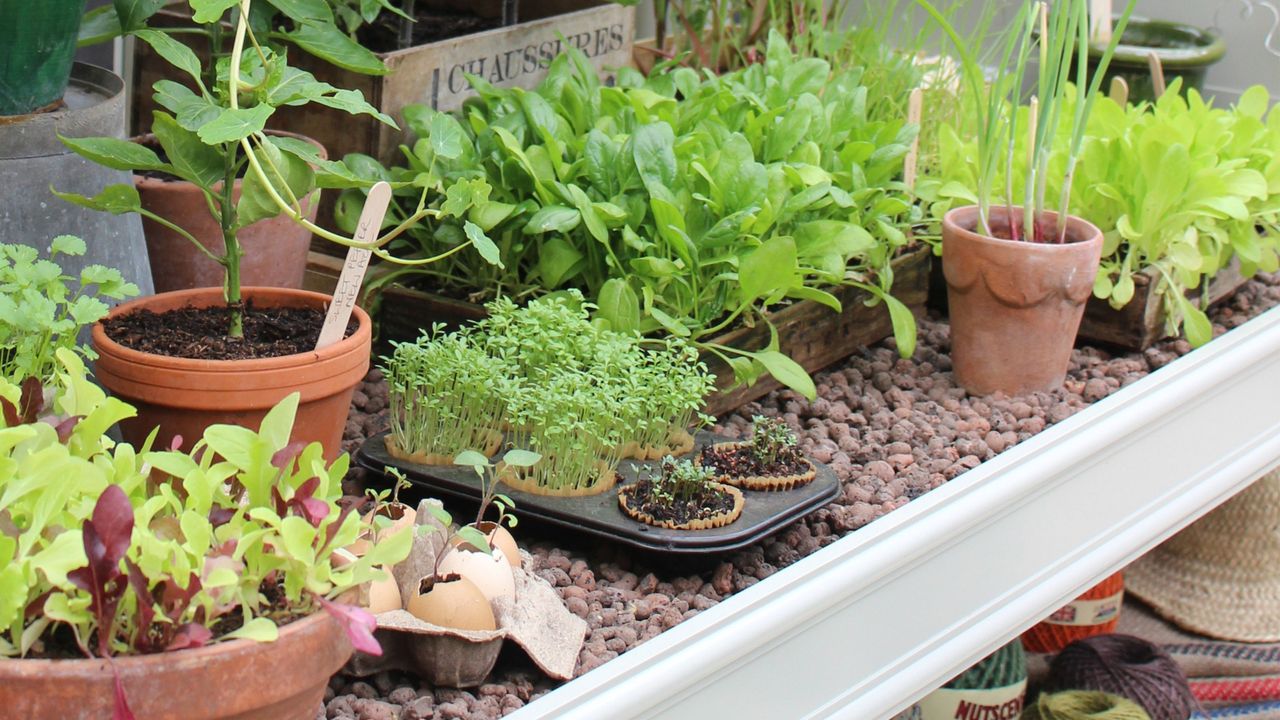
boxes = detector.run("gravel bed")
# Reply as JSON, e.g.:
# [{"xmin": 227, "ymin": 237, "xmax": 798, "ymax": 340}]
[{"xmin": 326, "ymin": 274, "xmax": 1280, "ymax": 720}]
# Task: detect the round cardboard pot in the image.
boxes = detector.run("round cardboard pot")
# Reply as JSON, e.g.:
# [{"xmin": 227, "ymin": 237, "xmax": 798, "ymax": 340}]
[
  {"xmin": 942, "ymin": 206, "xmax": 1102, "ymax": 396},
  {"xmin": 91, "ymin": 287, "xmax": 371, "ymax": 461},
  {"xmin": 1088, "ymin": 17, "xmax": 1225, "ymax": 101},
  {"xmin": 134, "ymin": 131, "xmax": 325, "ymax": 292},
  {"xmin": 0, "ymin": 612, "xmax": 350, "ymax": 720}
]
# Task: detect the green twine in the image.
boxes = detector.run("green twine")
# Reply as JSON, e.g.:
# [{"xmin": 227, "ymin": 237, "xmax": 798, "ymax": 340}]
[
  {"xmin": 948, "ymin": 640, "xmax": 1029, "ymax": 690},
  {"xmin": 1021, "ymin": 691, "xmax": 1152, "ymax": 720}
]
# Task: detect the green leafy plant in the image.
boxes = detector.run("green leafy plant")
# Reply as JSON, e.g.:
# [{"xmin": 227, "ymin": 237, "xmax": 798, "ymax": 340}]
[
  {"xmin": 0, "ymin": 238, "xmax": 138, "ymax": 385},
  {"xmin": 453, "ymin": 448, "xmax": 539, "ymax": 528},
  {"xmin": 911, "ymin": 0, "xmax": 1136, "ymax": 243},
  {"xmin": 385, "ymin": 291, "xmax": 716, "ymax": 494},
  {"xmin": 344, "ymin": 37, "xmax": 923, "ymax": 397},
  {"xmin": 79, "ymin": 0, "xmax": 388, "ymax": 76},
  {"xmin": 648, "ymin": 455, "xmax": 716, "ymax": 506},
  {"xmin": 58, "ymin": 0, "xmax": 500, "ymax": 338},
  {"xmin": 0, "ymin": 350, "xmax": 411, "ymax": 717},
  {"xmin": 920, "ymin": 83, "xmax": 1280, "ymax": 346},
  {"xmin": 748, "ymin": 414, "xmax": 796, "ymax": 466}
]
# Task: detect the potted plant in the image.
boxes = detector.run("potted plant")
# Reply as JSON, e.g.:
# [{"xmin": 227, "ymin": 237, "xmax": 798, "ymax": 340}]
[
  {"xmin": 919, "ymin": 81, "xmax": 1280, "ymax": 350},
  {"xmin": 698, "ymin": 415, "xmax": 817, "ymax": 491},
  {"xmin": 56, "ymin": 0, "xmax": 500, "ymax": 460},
  {"xmin": 0, "ymin": 349, "xmax": 412, "ymax": 720},
  {"xmin": 0, "ymin": 0, "xmax": 86, "ymax": 115},
  {"xmin": 618, "ymin": 456, "xmax": 745, "ymax": 530},
  {"xmin": 913, "ymin": 0, "xmax": 1135, "ymax": 396},
  {"xmin": 1087, "ymin": 14, "xmax": 1225, "ymax": 102}
]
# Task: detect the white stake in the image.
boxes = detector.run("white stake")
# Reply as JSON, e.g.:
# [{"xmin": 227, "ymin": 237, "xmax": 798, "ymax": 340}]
[
  {"xmin": 1090, "ymin": 0, "xmax": 1113, "ymax": 44},
  {"xmin": 315, "ymin": 181, "xmax": 393, "ymax": 351}
]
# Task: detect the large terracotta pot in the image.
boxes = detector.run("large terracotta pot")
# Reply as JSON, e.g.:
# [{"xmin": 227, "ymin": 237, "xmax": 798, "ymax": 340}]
[
  {"xmin": 942, "ymin": 206, "xmax": 1102, "ymax": 396},
  {"xmin": 135, "ymin": 131, "xmax": 324, "ymax": 292},
  {"xmin": 0, "ymin": 612, "xmax": 349, "ymax": 720},
  {"xmin": 92, "ymin": 287, "xmax": 370, "ymax": 461}
]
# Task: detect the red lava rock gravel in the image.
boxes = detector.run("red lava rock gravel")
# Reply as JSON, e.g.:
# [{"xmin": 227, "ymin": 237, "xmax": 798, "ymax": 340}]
[{"xmin": 327, "ymin": 273, "xmax": 1280, "ymax": 719}]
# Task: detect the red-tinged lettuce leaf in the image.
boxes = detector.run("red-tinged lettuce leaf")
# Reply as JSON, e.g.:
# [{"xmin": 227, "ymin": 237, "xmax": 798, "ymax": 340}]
[
  {"xmin": 319, "ymin": 597, "xmax": 382, "ymax": 656},
  {"xmin": 165, "ymin": 623, "xmax": 212, "ymax": 651},
  {"xmin": 18, "ymin": 377, "xmax": 44, "ymax": 423},
  {"xmin": 68, "ymin": 486, "xmax": 135, "ymax": 655},
  {"xmin": 271, "ymin": 440, "xmax": 307, "ymax": 469},
  {"xmin": 54, "ymin": 415, "xmax": 84, "ymax": 443}
]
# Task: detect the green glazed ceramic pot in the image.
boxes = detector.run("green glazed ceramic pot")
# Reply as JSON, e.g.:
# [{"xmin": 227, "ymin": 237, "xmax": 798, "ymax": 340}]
[
  {"xmin": 0, "ymin": 0, "xmax": 89, "ymax": 115},
  {"xmin": 1088, "ymin": 16, "xmax": 1226, "ymax": 102}
]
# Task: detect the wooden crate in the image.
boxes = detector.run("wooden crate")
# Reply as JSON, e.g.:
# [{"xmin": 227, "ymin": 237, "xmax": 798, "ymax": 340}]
[
  {"xmin": 369, "ymin": 245, "xmax": 932, "ymax": 416},
  {"xmin": 1076, "ymin": 259, "xmax": 1249, "ymax": 350},
  {"xmin": 133, "ymin": 4, "xmax": 634, "ymax": 165}
]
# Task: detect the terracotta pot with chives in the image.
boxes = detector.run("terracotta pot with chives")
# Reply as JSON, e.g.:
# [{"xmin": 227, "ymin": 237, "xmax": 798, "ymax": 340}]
[{"xmin": 915, "ymin": 0, "xmax": 1136, "ymax": 395}]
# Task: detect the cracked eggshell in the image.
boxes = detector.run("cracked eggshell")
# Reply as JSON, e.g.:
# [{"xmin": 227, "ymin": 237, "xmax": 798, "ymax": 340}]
[
  {"xmin": 435, "ymin": 548, "xmax": 516, "ymax": 605},
  {"xmin": 405, "ymin": 576, "xmax": 497, "ymax": 632}
]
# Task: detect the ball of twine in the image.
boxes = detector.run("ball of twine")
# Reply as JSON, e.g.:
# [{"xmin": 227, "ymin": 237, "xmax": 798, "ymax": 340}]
[
  {"xmin": 947, "ymin": 640, "xmax": 1028, "ymax": 690},
  {"xmin": 1023, "ymin": 573, "xmax": 1125, "ymax": 654},
  {"xmin": 1021, "ymin": 691, "xmax": 1151, "ymax": 720},
  {"xmin": 1045, "ymin": 635, "xmax": 1198, "ymax": 720}
]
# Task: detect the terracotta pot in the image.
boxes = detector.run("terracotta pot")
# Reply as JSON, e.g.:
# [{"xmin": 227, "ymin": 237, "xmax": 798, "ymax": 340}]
[
  {"xmin": 942, "ymin": 206, "xmax": 1102, "ymax": 396},
  {"xmin": 0, "ymin": 612, "xmax": 350, "ymax": 720},
  {"xmin": 134, "ymin": 131, "xmax": 324, "ymax": 292},
  {"xmin": 91, "ymin": 287, "xmax": 371, "ymax": 461}
]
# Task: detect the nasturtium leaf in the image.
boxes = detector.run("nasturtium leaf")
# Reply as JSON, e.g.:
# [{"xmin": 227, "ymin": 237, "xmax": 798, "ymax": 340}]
[{"xmin": 464, "ymin": 222, "xmax": 503, "ymax": 268}]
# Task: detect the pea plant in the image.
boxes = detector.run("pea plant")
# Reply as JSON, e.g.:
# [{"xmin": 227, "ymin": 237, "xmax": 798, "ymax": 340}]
[
  {"xmin": 920, "ymin": 83, "xmax": 1280, "ymax": 346},
  {"xmin": 0, "ymin": 238, "xmax": 138, "ymax": 386},
  {"xmin": 341, "ymin": 35, "xmax": 923, "ymax": 399},
  {"xmin": 384, "ymin": 292, "xmax": 716, "ymax": 494}
]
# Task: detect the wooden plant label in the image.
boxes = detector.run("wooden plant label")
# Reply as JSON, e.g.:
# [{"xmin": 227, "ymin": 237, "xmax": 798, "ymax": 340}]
[
  {"xmin": 904, "ymin": 87, "xmax": 925, "ymax": 191},
  {"xmin": 315, "ymin": 182, "xmax": 392, "ymax": 351},
  {"xmin": 1148, "ymin": 51, "xmax": 1167, "ymax": 98}
]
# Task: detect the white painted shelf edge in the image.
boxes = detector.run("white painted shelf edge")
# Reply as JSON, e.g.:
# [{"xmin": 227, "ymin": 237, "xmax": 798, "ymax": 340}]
[{"xmin": 508, "ymin": 305, "xmax": 1280, "ymax": 720}]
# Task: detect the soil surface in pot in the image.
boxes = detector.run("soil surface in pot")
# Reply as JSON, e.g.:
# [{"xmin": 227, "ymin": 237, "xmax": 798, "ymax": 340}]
[
  {"xmin": 618, "ymin": 478, "xmax": 738, "ymax": 526},
  {"xmin": 698, "ymin": 443, "xmax": 809, "ymax": 480},
  {"xmin": 330, "ymin": 272, "xmax": 1280, "ymax": 720},
  {"xmin": 103, "ymin": 304, "xmax": 356, "ymax": 360}
]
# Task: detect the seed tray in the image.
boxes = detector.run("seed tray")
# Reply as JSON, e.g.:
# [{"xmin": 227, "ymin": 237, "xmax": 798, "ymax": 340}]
[{"xmin": 355, "ymin": 431, "xmax": 841, "ymax": 555}]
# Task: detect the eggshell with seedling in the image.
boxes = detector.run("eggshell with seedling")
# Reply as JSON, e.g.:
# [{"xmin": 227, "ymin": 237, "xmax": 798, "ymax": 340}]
[
  {"xmin": 436, "ymin": 548, "xmax": 516, "ymax": 604},
  {"xmin": 405, "ymin": 576, "xmax": 496, "ymax": 631},
  {"xmin": 450, "ymin": 522, "xmax": 521, "ymax": 569},
  {"xmin": 349, "ymin": 502, "xmax": 416, "ymax": 556}
]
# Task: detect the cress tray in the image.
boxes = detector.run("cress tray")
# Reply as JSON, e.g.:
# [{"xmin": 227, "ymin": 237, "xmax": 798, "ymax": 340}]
[{"xmin": 355, "ymin": 431, "xmax": 841, "ymax": 555}]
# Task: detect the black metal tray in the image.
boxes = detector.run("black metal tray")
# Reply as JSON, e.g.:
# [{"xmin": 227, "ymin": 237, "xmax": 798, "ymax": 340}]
[{"xmin": 355, "ymin": 431, "xmax": 841, "ymax": 555}]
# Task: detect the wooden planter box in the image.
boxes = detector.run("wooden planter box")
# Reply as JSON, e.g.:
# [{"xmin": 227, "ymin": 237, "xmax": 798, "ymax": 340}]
[
  {"xmin": 367, "ymin": 245, "xmax": 932, "ymax": 417},
  {"xmin": 928, "ymin": 256, "xmax": 1250, "ymax": 352},
  {"xmin": 133, "ymin": 3, "xmax": 635, "ymax": 165},
  {"xmin": 1076, "ymin": 259, "xmax": 1249, "ymax": 350}
]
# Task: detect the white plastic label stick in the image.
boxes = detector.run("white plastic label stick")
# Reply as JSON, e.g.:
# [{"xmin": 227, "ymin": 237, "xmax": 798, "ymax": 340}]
[
  {"xmin": 1091, "ymin": 0, "xmax": 1112, "ymax": 43},
  {"xmin": 315, "ymin": 181, "xmax": 392, "ymax": 351}
]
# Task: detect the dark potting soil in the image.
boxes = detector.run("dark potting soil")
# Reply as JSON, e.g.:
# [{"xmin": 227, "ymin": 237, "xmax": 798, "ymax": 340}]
[
  {"xmin": 103, "ymin": 304, "xmax": 356, "ymax": 360},
  {"xmin": 357, "ymin": 11, "xmax": 501, "ymax": 53},
  {"xmin": 698, "ymin": 442, "xmax": 809, "ymax": 479},
  {"xmin": 620, "ymin": 477, "xmax": 737, "ymax": 526},
  {"xmin": 329, "ymin": 272, "xmax": 1280, "ymax": 720}
]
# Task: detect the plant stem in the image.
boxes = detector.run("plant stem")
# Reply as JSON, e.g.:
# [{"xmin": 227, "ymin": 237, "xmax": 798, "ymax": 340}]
[{"xmin": 221, "ymin": 145, "xmax": 244, "ymax": 337}]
